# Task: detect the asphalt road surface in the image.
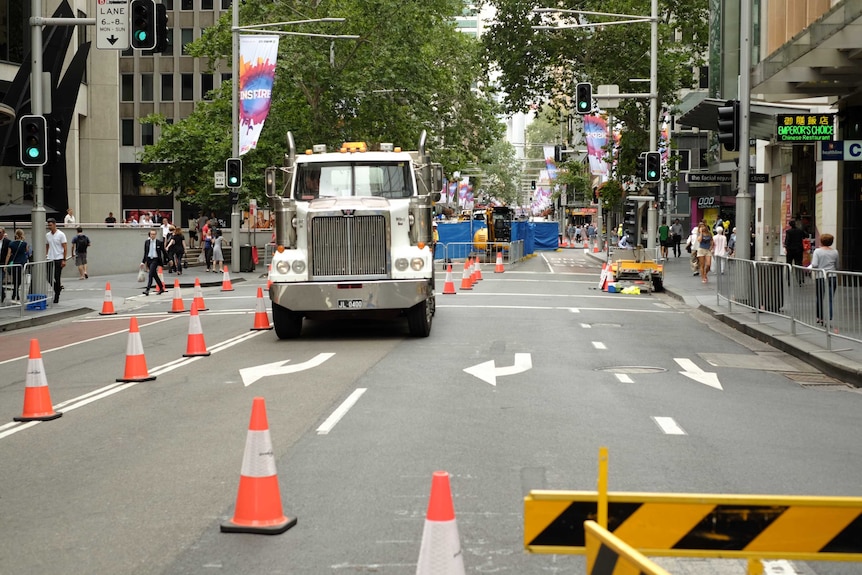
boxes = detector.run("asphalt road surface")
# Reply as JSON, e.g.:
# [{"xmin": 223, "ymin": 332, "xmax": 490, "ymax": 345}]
[{"xmin": 1, "ymin": 251, "xmax": 860, "ymax": 575}]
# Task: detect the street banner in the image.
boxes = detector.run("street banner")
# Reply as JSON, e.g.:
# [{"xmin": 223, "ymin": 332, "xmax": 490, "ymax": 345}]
[
  {"xmin": 239, "ymin": 35, "xmax": 279, "ymax": 156},
  {"xmin": 584, "ymin": 115, "xmax": 609, "ymax": 176}
]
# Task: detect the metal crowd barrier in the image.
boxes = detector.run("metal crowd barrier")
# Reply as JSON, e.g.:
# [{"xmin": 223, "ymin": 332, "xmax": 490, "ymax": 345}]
[
  {"xmin": 716, "ymin": 257, "xmax": 862, "ymax": 351},
  {"xmin": 439, "ymin": 241, "xmax": 525, "ymax": 267},
  {"xmin": 0, "ymin": 260, "xmax": 53, "ymax": 318}
]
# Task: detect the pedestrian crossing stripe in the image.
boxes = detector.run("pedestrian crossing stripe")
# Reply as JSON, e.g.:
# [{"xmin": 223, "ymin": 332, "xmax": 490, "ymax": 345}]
[
  {"xmin": 524, "ymin": 491, "xmax": 862, "ymax": 560},
  {"xmin": 585, "ymin": 521, "xmax": 671, "ymax": 575}
]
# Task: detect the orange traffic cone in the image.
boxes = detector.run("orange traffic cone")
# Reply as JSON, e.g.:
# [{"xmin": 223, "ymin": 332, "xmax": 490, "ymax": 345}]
[
  {"xmin": 494, "ymin": 251, "xmax": 505, "ymax": 273},
  {"xmin": 442, "ymin": 264, "xmax": 456, "ymax": 295},
  {"xmin": 98, "ymin": 282, "xmax": 117, "ymax": 315},
  {"xmin": 192, "ymin": 278, "xmax": 208, "ymax": 311},
  {"xmin": 14, "ymin": 339, "xmax": 62, "ymax": 422},
  {"xmin": 221, "ymin": 397, "xmax": 296, "ymax": 535},
  {"xmin": 157, "ymin": 266, "xmax": 165, "ymax": 284},
  {"xmin": 416, "ymin": 471, "xmax": 465, "ymax": 575},
  {"xmin": 250, "ymin": 287, "xmax": 273, "ymax": 331},
  {"xmin": 168, "ymin": 279, "xmax": 186, "ymax": 314},
  {"xmin": 183, "ymin": 302, "xmax": 211, "ymax": 357},
  {"xmin": 221, "ymin": 266, "xmax": 235, "ymax": 292},
  {"xmin": 459, "ymin": 260, "xmax": 473, "ymax": 291},
  {"xmin": 116, "ymin": 317, "xmax": 156, "ymax": 382},
  {"xmin": 473, "ymin": 257, "xmax": 483, "ymax": 281}
]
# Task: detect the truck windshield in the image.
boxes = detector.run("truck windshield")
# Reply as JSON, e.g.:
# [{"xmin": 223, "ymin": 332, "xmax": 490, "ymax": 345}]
[{"xmin": 295, "ymin": 162, "xmax": 414, "ymax": 200}]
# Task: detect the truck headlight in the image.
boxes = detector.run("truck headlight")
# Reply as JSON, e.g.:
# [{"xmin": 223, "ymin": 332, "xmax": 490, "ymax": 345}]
[
  {"xmin": 395, "ymin": 258, "xmax": 409, "ymax": 271},
  {"xmin": 410, "ymin": 257, "xmax": 424, "ymax": 271},
  {"xmin": 275, "ymin": 261, "xmax": 291, "ymax": 274},
  {"xmin": 292, "ymin": 260, "xmax": 306, "ymax": 274}
]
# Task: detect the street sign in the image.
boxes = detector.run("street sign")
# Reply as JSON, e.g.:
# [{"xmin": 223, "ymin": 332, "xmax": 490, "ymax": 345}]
[
  {"xmin": 525, "ymin": 490, "xmax": 862, "ymax": 560},
  {"xmin": 686, "ymin": 173, "xmax": 732, "ymax": 184},
  {"xmin": 96, "ymin": 0, "xmax": 130, "ymax": 50},
  {"xmin": 749, "ymin": 173, "xmax": 769, "ymax": 184},
  {"xmin": 15, "ymin": 169, "xmax": 33, "ymax": 182},
  {"xmin": 214, "ymin": 171, "xmax": 226, "ymax": 188}
]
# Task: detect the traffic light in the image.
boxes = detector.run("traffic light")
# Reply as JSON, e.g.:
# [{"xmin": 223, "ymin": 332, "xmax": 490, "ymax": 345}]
[
  {"xmin": 154, "ymin": 4, "xmax": 169, "ymax": 53},
  {"xmin": 226, "ymin": 158, "xmax": 242, "ymax": 188},
  {"xmin": 130, "ymin": 0, "xmax": 157, "ymax": 50},
  {"xmin": 635, "ymin": 152, "xmax": 646, "ymax": 181},
  {"xmin": 530, "ymin": 180, "xmax": 536, "ymax": 191},
  {"xmin": 645, "ymin": 151, "xmax": 662, "ymax": 183},
  {"xmin": 623, "ymin": 199, "xmax": 638, "ymax": 232},
  {"xmin": 575, "ymin": 82, "xmax": 592, "ymax": 115},
  {"xmin": 48, "ymin": 116, "xmax": 63, "ymax": 164},
  {"xmin": 19, "ymin": 115, "xmax": 47, "ymax": 167},
  {"xmin": 229, "ymin": 190, "xmax": 240, "ymax": 204},
  {"xmin": 717, "ymin": 99, "xmax": 740, "ymax": 152},
  {"xmin": 553, "ymin": 145, "xmax": 562, "ymax": 163}
]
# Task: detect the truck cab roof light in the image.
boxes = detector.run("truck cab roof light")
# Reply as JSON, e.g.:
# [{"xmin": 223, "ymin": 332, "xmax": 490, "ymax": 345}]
[
  {"xmin": 312, "ymin": 144, "xmax": 327, "ymax": 154},
  {"xmin": 380, "ymin": 143, "xmax": 394, "ymax": 152},
  {"xmin": 341, "ymin": 142, "xmax": 367, "ymax": 153},
  {"xmin": 304, "ymin": 149, "xmax": 313, "ymax": 155}
]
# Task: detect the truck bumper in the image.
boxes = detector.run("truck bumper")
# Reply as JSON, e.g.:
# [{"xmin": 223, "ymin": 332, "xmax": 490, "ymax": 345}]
[{"xmin": 270, "ymin": 279, "xmax": 432, "ymax": 312}]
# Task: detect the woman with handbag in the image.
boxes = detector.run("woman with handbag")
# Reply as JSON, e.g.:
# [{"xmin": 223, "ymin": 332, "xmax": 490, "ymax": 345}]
[
  {"xmin": 696, "ymin": 222, "xmax": 714, "ymax": 283},
  {"xmin": 4, "ymin": 229, "xmax": 30, "ymax": 303}
]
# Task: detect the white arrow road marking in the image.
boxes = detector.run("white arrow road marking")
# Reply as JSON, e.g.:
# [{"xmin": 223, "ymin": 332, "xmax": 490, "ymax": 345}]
[
  {"xmin": 653, "ymin": 416, "xmax": 687, "ymax": 435},
  {"xmin": 463, "ymin": 353, "xmax": 532, "ymax": 386},
  {"xmin": 240, "ymin": 352, "xmax": 336, "ymax": 387},
  {"xmin": 674, "ymin": 357, "xmax": 723, "ymax": 390}
]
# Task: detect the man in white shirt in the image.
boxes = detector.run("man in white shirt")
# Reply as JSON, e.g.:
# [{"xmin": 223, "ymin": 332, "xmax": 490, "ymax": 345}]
[
  {"xmin": 45, "ymin": 218, "xmax": 67, "ymax": 304},
  {"xmin": 64, "ymin": 208, "xmax": 76, "ymax": 227}
]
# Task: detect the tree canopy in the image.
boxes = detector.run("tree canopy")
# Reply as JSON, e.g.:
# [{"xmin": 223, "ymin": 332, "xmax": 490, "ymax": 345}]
[{"xmin": 140, "ymin": 0, "xmax": 505, "ymax": 211}]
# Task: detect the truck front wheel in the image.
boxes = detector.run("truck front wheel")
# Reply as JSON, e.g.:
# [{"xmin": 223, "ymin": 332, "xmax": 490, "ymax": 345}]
[
  {"xmin": 406, "ymin": 298, "xmax": 433, "ymax": 337},
  {"xmin": 272, "ymin": 303, "xmax": 303, "ymax": 339}
]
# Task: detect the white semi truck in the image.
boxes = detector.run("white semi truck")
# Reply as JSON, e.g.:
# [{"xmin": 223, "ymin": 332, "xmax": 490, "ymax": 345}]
[{"xmin": 266, "ymin": 131, "xmax": 443, "ymax": 339}]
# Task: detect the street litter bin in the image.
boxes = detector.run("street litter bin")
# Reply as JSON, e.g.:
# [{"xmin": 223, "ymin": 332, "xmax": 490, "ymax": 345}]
[
  {"xmin": 756, "ymin": 260, "xmax": 784, "ymax": 312},
  {"xmin": 240, "ymin": 244, "xmax": 255, "ymax": 272}
]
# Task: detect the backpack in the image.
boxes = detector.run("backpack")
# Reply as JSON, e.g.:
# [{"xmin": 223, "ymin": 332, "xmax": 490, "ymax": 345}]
[{"xmin": 76, "ymin": 234, "xmax": 89, "ymax": 252}]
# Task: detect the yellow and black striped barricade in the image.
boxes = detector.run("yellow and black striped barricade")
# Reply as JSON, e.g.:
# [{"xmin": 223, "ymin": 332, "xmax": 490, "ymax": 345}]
[
  {"xmin": 585, "ymin": 520, "xmax": 672, "ymax": 575},
  {"xmin": 525, "ymin": 490, "xmax": 862, "ymax": 562}
]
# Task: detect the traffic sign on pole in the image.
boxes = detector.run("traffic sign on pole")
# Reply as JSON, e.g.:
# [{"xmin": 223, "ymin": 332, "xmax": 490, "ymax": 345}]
[{"xmin": 96, "ymin": 0, "xmax": 130, "ymax": 50}]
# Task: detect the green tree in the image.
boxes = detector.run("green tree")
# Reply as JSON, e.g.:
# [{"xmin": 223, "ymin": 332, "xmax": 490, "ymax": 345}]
[
  {"xmin": 140, "ymin": 0, "xmax": 504, "ymax": 211},
  {"xmin": 483, "ymin": 0, "xmax": 708, "ymax": 179}
]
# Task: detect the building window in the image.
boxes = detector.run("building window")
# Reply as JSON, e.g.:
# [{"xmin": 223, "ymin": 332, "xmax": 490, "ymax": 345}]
[
  {"xmin": 181, "ymin": 28, "xmax": 194, "ymax": 55},
  {"xmin": 161, "ymin": 74, "xmax": 174, "ymax": 101},
  {"xmin": 0, "ymin": 1, "xmax": 25, "ymax": 63},
  {"xmin": 181, "ymin": 0, "xmax": 193, "ymax": 9},
  {"xmin": 698, "ymin": 66, "xmax": 709, "ymax": 89},
  {"xmin": 181, "ymin": 74, "xmax": 194, "ymax": 100},
  {"xmin": 201, "ymin": 73, "xmax": 214, "ymax": 100},
  {"xmin": 121, "ymin": 74, "xmax": 135, "ymax": 101},
  {"xmin": 221, "ymin": 72, "xmax": 232, "ymax": 85},
  {"xmin": 202, "ymin": 0, "xmax": 213, "ymax": 8},
  {"xmin": 142, "ymin": 122, "xmax": 154, "ymax": 146},
  {"xmin": 141, "ymin": 74, "xmax": 154, "ymax": 101},
  {"xmin": 122, "ymin": 119, "xmax": 135, "ymax": 146},
  {"xmin": 163, "ymin": 0, "xmax": 174, "ymax": 9},
  {"xmin": 221, "ymin": 0, "xmax": 231, "ymax": 8}
]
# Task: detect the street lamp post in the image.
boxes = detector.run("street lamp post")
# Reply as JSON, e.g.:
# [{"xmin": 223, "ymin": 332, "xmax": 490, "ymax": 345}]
[{"xmin": 229, "ymin": 12, "xmax": 358, "ymax": 272}]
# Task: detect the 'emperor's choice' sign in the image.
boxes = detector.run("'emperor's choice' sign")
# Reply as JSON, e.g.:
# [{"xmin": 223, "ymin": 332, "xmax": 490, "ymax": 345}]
[{"xmin": 776, "ymin": 114, "xmax": 835, "ymax": 142}]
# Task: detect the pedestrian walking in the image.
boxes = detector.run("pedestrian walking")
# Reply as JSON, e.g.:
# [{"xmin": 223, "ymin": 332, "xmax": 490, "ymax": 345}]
[
  {"xmin": 671, "ymin": 218, "xmax": 684, "ymax": 257},
  {"xmin": 0, "ymin": 227, "xmax": 9, "ymax": 303},
  {"xmin": 685, "ymin": 225, "xmax": 700, "ymax": 276},
  {"xmin": 713, "ymin": 227, "xmax": 728, "ymax": 274},
  {"xmin": 808, "ymin": 233, "xmax": 839, "ymax": 327},
  {"xmin": 141, "ymin": 229, "xmax": 167, "ymax": 296},
  {"xmin": 784, "ymin": 219, "xmax": 805, "ymax": 285},
  {"xmin": 4, "ymin": 229, "xmax": 30, "ymax": 303},
  {"xmin": 696, "ymin": 223, "xmax": 714, "ymax": 283},
  {"xmin": 105, "ymin": 212, "xmax": 117, "ymax": 226},
  {"xmin": 64, "ymin": 208, "xmax": 76, "ymax": 227},
  {"xmin": 166, "ymin": 226, "xmax": 187, "ymax": 275},
  {"xmin": 212, "ymin": 229, "xmax": 225, "ymax": 273},
  {"xmin": 203, "ymin": 228, "xmax": 214, "ymax": 272},
  {"xmin": 45, "ymin": 218, "xmax": 67, "ymax": 304},
  {"xmin": 72, "ymin": 226, "xmax": 91, "ymax": 279},
  {"xmin": 658, "ymin": 222, "xmax": 670, "ymax": 259}
]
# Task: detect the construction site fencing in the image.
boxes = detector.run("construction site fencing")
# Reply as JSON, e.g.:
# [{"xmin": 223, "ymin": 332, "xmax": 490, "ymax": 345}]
[
  {"xmin": 439, "ymin": 241, "xmax": 525, "ymax": 267},
  {"xmin": 0, "ymin": 260, "xmax": 54, "ymax": 318},
  {"xmin": 716, "ymin": 257, "xmax": 862, "ymax": 351}
]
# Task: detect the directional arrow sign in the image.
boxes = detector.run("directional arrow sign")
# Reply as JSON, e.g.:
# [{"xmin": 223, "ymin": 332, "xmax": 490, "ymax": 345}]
[
  {"xmin": 464, "ymin": 353, "xmax": 532, "ymax": 386},
  {"xmin": 240, "ymin": 353, "xmax": 335, "ymax": 386},
  {"xmin": 674, "ymin": 357, "xmax": 722, "ymax": 390}
]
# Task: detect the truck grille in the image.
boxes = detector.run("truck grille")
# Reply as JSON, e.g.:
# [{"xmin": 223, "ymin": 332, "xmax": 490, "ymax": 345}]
[{"xmin": 310, "ymin": 215, "xmax": 388, "ymax": 278}]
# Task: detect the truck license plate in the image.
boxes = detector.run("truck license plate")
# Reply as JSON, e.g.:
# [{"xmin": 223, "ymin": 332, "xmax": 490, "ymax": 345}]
[{"xmin": 338, "ymin": 299, "xmax": 364, "ymax": 309}]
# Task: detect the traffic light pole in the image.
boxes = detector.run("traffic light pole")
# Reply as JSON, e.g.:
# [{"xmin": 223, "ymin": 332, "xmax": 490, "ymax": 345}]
[
  {"xmin": 29, "ymin": 0, "xmax": 46, "ymax": 279},
  {"xmin": 735, "ymin": 0, "xmax": 752, "ymax": 261},
  {"xmin": 646, "ymin": 0, "xmax": 658, "ymax": 253}
]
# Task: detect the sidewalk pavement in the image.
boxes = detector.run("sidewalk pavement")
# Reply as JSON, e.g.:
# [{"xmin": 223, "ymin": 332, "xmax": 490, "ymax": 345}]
[
  {"xmin": 3, "ymin": 254, "xmax": 860, "ymax": 386},
  {"xmin": 586, "ymin": 247, "xmax": 862, "ymax": 387},
  {"xmin": 0, "ymin": 267, "xmax": 252, "ymax": 333}
]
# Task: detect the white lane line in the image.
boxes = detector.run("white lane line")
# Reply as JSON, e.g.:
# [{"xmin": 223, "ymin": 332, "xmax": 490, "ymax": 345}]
[
  {"xmin": 592, "ymin": 341, "xmax": 607, "ymax": 350},
  {"xmin": 0, "ymin": 316, "xmax": 177, "ymax": 366},
  {"xmin": 316, "ymin": 388, "xmax": 367, "ymax": 435},
  {"xmin": 0, "ymin": 330, "xmax": 268, "ymax": 441},
  {"xmin": 540, "ymin": 253, "xmax": 555, "ymax": 273},
  {"xmin": 580, "ymin": 323, "xmax": 591, "ymax": 329},
  {"xmin": 653, "ymin": 416, "xmax": 687, "ymax": 435},
  {"xmin": 615, "ymin": 374, "xmax": 633, "ymax": 383}
]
